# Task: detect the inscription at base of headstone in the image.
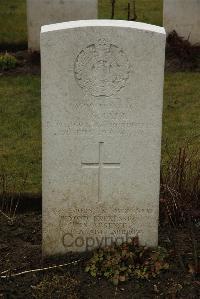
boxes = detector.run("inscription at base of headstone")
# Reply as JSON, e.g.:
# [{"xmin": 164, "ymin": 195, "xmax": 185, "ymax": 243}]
[
  {"xmin": 41, "ymin": 20, "xmax": 166, "ymax": 256},
  {"xmin": 163, "ymin": 0, "xmax": 200, "ymax": 44},
  {"xmin": 27, "ymin": 0, "xmax": 98, "ymax": 51}
]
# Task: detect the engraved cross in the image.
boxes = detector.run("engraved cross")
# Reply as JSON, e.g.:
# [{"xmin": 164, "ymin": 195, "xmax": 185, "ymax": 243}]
[{"xmin": 81, "ymin": 142, "xmax": 120, "ymax": 202}]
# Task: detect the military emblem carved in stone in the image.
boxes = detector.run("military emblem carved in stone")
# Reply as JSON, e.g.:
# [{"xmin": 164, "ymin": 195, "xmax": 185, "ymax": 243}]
[{"xmin": 74, "ymin": 39, "xmax": 130, "ymax": 97}]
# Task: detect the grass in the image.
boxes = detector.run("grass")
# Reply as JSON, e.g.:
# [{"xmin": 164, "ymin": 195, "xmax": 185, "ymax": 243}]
[
  {"xmin": 0, "ymin": 0, "xmax": 27, "ymax": 47},
  {"xmin": 99, "ymin": 0, "xmax": 163, "ymax": 26},
  {"xmin": 163, "ymin": 73, "xmax": 200, "ymax": 153},
  {"xmin": 0, "ymin": 0, "xmax": 163, "ymax": 47},
  {"xmin": 0, "ymin": 73, "xmax": 199, "ymax": 194},
  {"xmin": 0, "ymin": 75, "xmax": 41, "ymax": 194}
]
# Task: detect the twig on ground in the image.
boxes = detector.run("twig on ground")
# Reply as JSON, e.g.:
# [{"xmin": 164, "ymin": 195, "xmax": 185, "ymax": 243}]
[
  {"xmin": 0, "ymin": 258, "xmax": 84, "ymax": 279},
  {"xmin": 0, "ymin": 209, "xmax": 12, "ymax": 221}
]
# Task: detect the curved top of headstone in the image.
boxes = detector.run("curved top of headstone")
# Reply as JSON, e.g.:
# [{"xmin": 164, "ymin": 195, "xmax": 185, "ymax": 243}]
[{"xmin": 41, "ymin": 19, "xmax": 165, "ymax": 35}]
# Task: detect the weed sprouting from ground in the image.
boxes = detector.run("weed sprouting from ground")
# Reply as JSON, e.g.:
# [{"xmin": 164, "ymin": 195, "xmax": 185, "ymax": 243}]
[
  {"xmin": 160, "ymin": 146, "xmax": 200, "ymax": 226},
  {"xmin": 85, "ymin": 237, "xmax": 169, "ymax": 285},
  {"xmin": 0, "ymin": 52, "xmax": 17, "ymax": 71},
  {"xmin": 0, "ymin": 169, "xmax": 28, "ymax": 223}
]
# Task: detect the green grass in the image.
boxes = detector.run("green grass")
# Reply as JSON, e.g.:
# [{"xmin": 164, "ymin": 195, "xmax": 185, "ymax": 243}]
[
  {"xmin": 0, "ymin": 75, "xmax": 41, "ymax": 193},
  {"xmin": 0, "ymin": 73, "xmax": 199, "ymax": 194},
  {"xmin": 0, "ymin": 0, "xmax": 163, "ymax": 47},
  {"xmin": 0, "ymin": 0, "xmax": 27, "ymax": 46},
  {"xmin": 99, "ymin": 0, "xmax": 163, "ymax": 26},
  {"xmin": 163, "ymin": 73, "xmax": 200, "ymax": 153}
]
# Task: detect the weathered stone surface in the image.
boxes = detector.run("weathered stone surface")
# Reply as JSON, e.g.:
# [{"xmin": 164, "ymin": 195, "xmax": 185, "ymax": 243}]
[
  {"xmin": 41, "ymin": 20, "xmax": 166, "ymax": 256},
  {"xmin": 163, "ymin": 0, "xmax": 200, "ymax": 44},
  {"xmin": 27, "ymin": 0, "xmax": 98, "ymax": 51}
]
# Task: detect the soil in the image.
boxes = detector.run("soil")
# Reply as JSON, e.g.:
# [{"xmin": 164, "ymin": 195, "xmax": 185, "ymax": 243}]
[
  {"xmin": 0, "ymin": 51, "xmax": 41, "ymax": 76},
  {"xmin": 0, "ymin": 211, "xmax": 199, "ymax": 299},
  {"xmin": 165, "ymin": 31, "xmax": 200, "ymax": 72}
]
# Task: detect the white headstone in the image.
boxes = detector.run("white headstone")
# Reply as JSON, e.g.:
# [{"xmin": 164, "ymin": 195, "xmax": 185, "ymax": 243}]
[
  {"xmin": 163, "ymin": 0, "xmax": 200, "ymax": 44},
  {"xmin": 41, "ymin": 20, "xmax": 166, "ymax": 256},
  {"xmin": 27, "ymin": 0, "xmax": 98, "ymax": 51}
]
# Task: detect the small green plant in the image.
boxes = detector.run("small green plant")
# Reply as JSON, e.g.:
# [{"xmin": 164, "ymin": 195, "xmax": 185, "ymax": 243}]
[
  {"xmin": 0, "ymin": 52, "xmax": 17, "ymax": 71},
  {"xmin": 85, "ymin": 237, "xmax": 169, "ymax": 285}
]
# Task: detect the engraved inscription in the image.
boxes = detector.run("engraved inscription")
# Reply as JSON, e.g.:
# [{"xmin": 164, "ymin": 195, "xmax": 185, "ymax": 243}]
[
  {"xmin": 74, "ymin": 39, "xmax": 130, "ymax": 97},
  {"xmin": 59, "ymin": 207, "xmax": 155, "ymax": 236},
  {"xmin": 45, "ymin": 97, "xmax": 156, "ymax": 137},
  {"xmin": 58, "ymin": 207, "xmax": 155, "ymax": 249}
]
